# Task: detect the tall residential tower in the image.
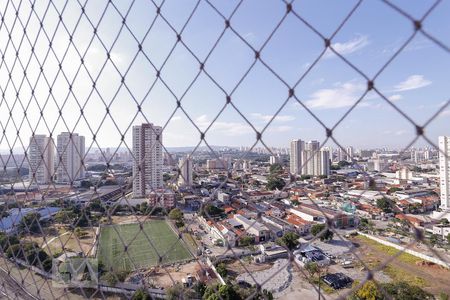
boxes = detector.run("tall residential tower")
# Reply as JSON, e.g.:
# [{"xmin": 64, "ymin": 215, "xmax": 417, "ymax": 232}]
[
  {"xmin": 56, "ymin": 132, "xmax": 85, "ymax": 183},
  {"xmin": 132, "ymin": 123, "xmax": 163, "ymax": 197},
  {"xmin": 439, "ymin": 136, "xmax": 450, "ymax": 211},
  {"xmin": 290, "ymin": 139, "xmax": 304, "ymax": 175},
  {"xmin": 178, "ymin": 155, "xmax": 193, "ymax": 187},
  {"xmin": 28, "ymin": 135, "xmax": 55, "ymax": 184}
]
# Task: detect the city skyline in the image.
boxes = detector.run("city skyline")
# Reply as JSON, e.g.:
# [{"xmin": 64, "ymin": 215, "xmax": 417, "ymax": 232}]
[{"xmin": 0, "ymin": 1, "xmax": 448, "ymax": 151}]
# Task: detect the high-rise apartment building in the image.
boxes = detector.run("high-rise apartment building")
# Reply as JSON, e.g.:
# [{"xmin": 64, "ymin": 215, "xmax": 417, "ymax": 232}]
[
  {"xmin": 290, "ymin": 139, "xmax": 330, "ymax": 177},
  {"xmin": 337, "ymin": 147, "xmax": 345, "ymax": 162},
  {"xmin": 346, "ymin": 146, "xmax": 354, "ymax": 161},
  {"xmin": 28, "ymin": 135, "xmax": 55, "ymax": 184},
  {"xmin": 132, "ymin": 123, "xmax": 163, "ymax": 198},
  {"xmin": 439, "ymin": 136, "xmax": 450, "ymax": 211},
  {"xmin": 290, "ymin": 139, "xmax": 304, "ymax": 175},
  {"xmin": 56, "ymin": 132, "xmax": 85, "ymax": 183},
  {"xmin": 178, "ymin": 155, "xmax": 193, "ymax": 187}
]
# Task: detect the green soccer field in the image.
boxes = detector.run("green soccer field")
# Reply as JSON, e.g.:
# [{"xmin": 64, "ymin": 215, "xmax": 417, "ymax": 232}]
[{"xmin": 97, "ymin": 220, "xmax": 192, "ymax": 271}]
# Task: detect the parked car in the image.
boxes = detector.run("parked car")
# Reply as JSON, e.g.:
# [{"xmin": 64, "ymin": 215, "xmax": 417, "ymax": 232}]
[{"xmin": 341, "ymin": 260, "xmax": 355, "ymax": 268}]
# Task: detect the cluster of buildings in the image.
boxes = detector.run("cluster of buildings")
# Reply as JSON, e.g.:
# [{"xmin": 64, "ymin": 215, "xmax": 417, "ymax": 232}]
[
  {"xmin": 290, "ymin": 139, "xmax": 330, "ymax": 177},
  {"xmin": 28, "ymin": 133, "xmax": 85, "ymax": 184}
]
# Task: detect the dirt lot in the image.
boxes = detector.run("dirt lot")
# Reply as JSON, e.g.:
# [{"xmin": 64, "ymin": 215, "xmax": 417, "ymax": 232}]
[
  {"xmin": 24, "ymin": 226, "xmax": 97, "ymax": 256},
  {"xmin": 128, "ymin": 261, "xmax": 200, "ymax": 289},
  {"xmin": 226, "ymin": 259, "xmax": 273, "ymax": 277},
  {"xmin": 350, "ymin": 235, "xmax": 450, "ymax": 296}
]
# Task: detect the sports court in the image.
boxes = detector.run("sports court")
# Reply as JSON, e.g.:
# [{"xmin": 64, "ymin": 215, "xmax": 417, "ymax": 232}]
[{"xmin": 97, "ymin": 220, "xmax": 192, "ymax": 271}]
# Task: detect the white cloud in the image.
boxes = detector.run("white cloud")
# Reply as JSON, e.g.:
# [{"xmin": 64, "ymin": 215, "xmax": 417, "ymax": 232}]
[
  {"xmin": 250, "ymin": 113, "xmax": 295, "ymax": 122},
  {"xmin": 383, "ymin": 129, "xmax": 407, "ymax": 136},
  {"xmin": 171, "ymin": 116, "xmax": 182, "ymax": 121},
  {"xmin": 388, "ymin": 94, "xmax": 403, "ymax": 101},
  {"xmin": 268, "ymin": 126, "xmax": 293, "ymax": 133},
  {"xmin": 305, "ymin": 81, "xmax": 366, "ymax": 109},
  {"xmin": 439, "ymin": 110, "xmax": 450, "ymax": 117},
  {"xmin": 393, "ymin": 75, "xmax": 431, "ymax": 92},
  {"xmin": 325, "ymin": 35, "xmax": 369, "ymax": 58},
  {"xmin": 195, "ymin": 115, "xmax": 253, "ymax": 136},
  {"xmin": 395, "ymin": 130, "xmax": 407, "ymax": 136}
]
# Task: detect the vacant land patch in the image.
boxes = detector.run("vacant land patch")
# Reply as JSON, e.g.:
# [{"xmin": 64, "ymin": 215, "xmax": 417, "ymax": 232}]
[{"xmin": 351, "ymin": 235, "xmax": 450, "ymax": 296}]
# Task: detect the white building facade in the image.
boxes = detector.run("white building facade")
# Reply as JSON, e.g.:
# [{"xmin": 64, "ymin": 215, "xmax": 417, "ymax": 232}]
[
  {"xmin": 56, "ymin": 132, "xmax": 85, "ymax": 183},
  {"xmin": 439, "ymin": 136, "xmax": 450, "ymax": 211},
  {"xmin": 290, "ymin": 139, "xmax": 304, "ymax": 175},
  {"xmin": 178, "ymin": 155, "xmax": 193, "ymax": 187},
  {"xmin": 28, "ymin": 135, "xmax": 55, "ymax": 184},
  {"xmin": 132, "ymin": 123, "xmax": 163, "ymax": 197}
]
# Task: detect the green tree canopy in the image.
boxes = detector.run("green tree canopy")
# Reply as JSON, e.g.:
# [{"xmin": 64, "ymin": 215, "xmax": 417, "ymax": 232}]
[
  {"xmin": 310, "ymin": 223, "xmax": 334, "ymax": 242},
  {"xmin": 19, "ymin": 212, "xmax": 42, "ymax": 234},
  {"xmin": 215, "ymin": 262, "xmax": 227, "ymax": 278},
  {"xmin": 276, "ymin": 231, "xmax": 300, "ymax": 250},
  {"xmin": 269, "ymin": 163, "xmax": 283, "ymax": 175},
  {"xmin": 376, "ymin": 198, "xmax": 394, "ymax": 213},
  {"xmin": 266, "ymin": 176, "xmax": 285, "ymax": 191},
  {"xmin": 169, "ymin": 208, "xmax": 183, "ymax": 221}
]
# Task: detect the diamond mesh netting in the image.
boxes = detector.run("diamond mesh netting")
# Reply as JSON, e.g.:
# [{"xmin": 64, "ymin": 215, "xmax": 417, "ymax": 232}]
[{"xmin": 0, "ymin": 0, "xmax": 450, "ymax": 299}]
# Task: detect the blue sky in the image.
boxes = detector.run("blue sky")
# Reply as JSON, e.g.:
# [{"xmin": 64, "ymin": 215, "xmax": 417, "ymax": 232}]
[{"xmin": 0, "ymin": 0, "xmax": 449, "ymax": 153}]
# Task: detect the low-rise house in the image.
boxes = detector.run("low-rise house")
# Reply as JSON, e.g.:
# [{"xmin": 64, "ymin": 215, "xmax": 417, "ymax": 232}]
[
  {"xmin": 296, "ymin": 244, "xmax": 330, "ymax": 267},
  {"xmin": 259, "ymin": 242, "xmax": 288, "ymax": 261},
  {"xmin": 233, "ymin": 214, "xmax": 271, "ymax": 243},
  {"xmin": 285, "ymin": 214, "xmax": 312, "ymax": 235},
  {"xmin": 432, "ymin": 224, "xmax": 450, "ymax": 239},
  {"xmin": 355, "ymin": 203, "xmax": 383, "ymax": 219},
  {"xmin": 395, "ymin": 214, "xmax": 424, "ymax": 227},
  {"xmin": 246, "ymin": 191, "xmax": 275, "ymax": 202},
  {"xmin": 148, "ymin": 189, "xmax": 176, "ymax": 208},
  {"xmin": 261, "ymin": 215, "xmax": 295, "ymax": 236},
  {"xmin": 290, "ymin": 203, "xmax": 357, "ymax": 228}
]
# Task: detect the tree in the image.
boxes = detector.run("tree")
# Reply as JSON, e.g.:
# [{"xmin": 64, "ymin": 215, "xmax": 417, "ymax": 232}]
[
  {"xmin": 351, "ymin": 281, "xmax": 433, "ymax": 300},
  {"xmin": 74, "ymin": 227, "xmax": 88, "ymax": 239},
  {"xmin": 0, "ymin": 232, "xmax": 19, "ymax": 251},
  {"xmin": 192, "ymin": 282, "xmax": 206, "ymax": 298},
  {"xmin": 447, "ymin": 233, "xmax": 450, "ymax": 244},
  {"xmin": 166, "ymin": 284, "xmax": 185, "ymax": 300},
  {"xmin": 75, "ymin": 210, "xmax": 92, "ymax": 227},
  {"xmin": 238, "ymin": 236, "xmax": 254, "ymax": 247},
  {"xmin": 276, "ymin": 232, "xmax": 299, "ymax": 250},
  {"xmin": 269, "ymin": 163, "xmax": 283, "ymax": 175},
  {"xmin": 132, "ymin": 289, "xmax": 151, "ymax": 300},
  {"xmin": 19, "ymin": 212, "xmax": 42, "ymax": 234},
  {"xmin": 439, "ymin": 292, "xmax": 449, "ymax": 300},
  {"xmin": 376, "ymin": 198, "xmax": 393, "ymax": 213},
  {"xmin": 201, "ymin": 204, "xmax": 224, "ymax": 218},
  {"xmin": 440, "ymin": 218, "xmax": 450, "ymax": 225},
  {"xmin": 311, "ymin": 223, "xmax": 333, "ymax": 242},
  {"xmin": 387, "ymin": 187, "xmax": 402, "ymax": 194},
  {"xmin": 429, "ymin": 234, "xmax": 439, "ymax": 246},
  {"xmin": 101, "ymin": 270, "xmax": 129, "ymax": 286},
  {"xmin": 0, "ymin": 205, "xmax": 10, "ymax": 218},
  {"xmin": 353, "ymin": 280, "xmax": 383, "ymax": 300},
  {"xmin": 89, "ymin": 200, "xmax": 105, "ymax": 213},
  {"xmin": 304, "ymin": 262, "xmax": 320, "ymax": 278},
  {"xmin": 266, "ymin": 176, "xmax": 285, "ymax": 191},
  {"xmin": 139, "ymin": 202, "xmax": 149, "ymax": 214},
  {"xmin": 383, "ymin": 281, "xmax": 433, "ymax": 299},
  {"xmin": 216, "ymin": 284, "xmax": 240, "ymax": 300},
  {"xmin": 215, "ymin": 262, "xmax": 227, "ymax": 278},
  {"xmin": 169, "ymin": 208, "xmax": 183, "ymax": 221}
]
